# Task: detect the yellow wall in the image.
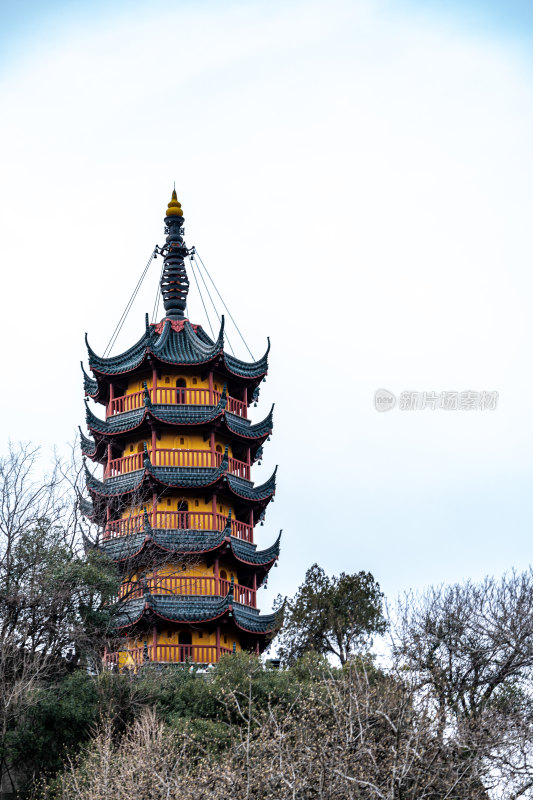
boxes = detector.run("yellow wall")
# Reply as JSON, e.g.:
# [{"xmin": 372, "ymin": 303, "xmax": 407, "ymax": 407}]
[
  {"xmin": 119, "ymin": 496, "xmax": 234, "ymax": 520},
  {"xmin": 125, "ymin": 372, "xmax": 225, "ymax": 396},
  {"xmin": 120, "ymin": 434, "xmax": 233, "ymax": 461},
  {"xmin": 129, "ymin": 559, "xmax": 238, "ymax": 585}
]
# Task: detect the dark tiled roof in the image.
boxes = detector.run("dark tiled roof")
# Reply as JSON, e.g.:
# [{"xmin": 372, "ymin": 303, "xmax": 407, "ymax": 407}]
[
  {"xmin": 230, "ymin": 531, "xmax": 281, "ymax": 565},
  {"xmin": 80, "ymin": 429, "xmax": 97, "ymax": 458},
  {"xmin": 227, "ymin": 469, "xmax": 277, "ymax": 501},
  {"xmin": 225, "ymin": 406, "xmax": 274, "ymax": 439},
  {"xmin": 114, "ymin": 593, "xmax": 276, "ymax": 633},
  {"xmin": 79, "ymin": 497, "xmax": 94, "ymax": 517},
  {"xmin": 84, "ymin": 458, "xmax": 225, "ymax": 497},
  {"xmin": 99, "ymin": 529, "xmax": 227, "ymax": 561},
  {"xmin": 86, "ymin": 316, "xmax": 269, "ymax": 380},
  {"xmin": 96, "ymin": 527, "xmax": 281, "ymax": 567},
  {"xmin": 82, "ymin": 362, "xmax": 99, "ymax": 397},
  {"xmin": 84, "ymin": 393, "xmax": 272, "ymax": 444},
  {"xmin": 85, "ymin": 459, "xmax": 276, "ymax": 503}
]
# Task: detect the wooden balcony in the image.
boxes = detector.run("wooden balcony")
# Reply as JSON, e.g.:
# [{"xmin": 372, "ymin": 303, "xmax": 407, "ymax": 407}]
[
  {"xmin": 104, "ymin": 510, "xmax": 253, "ymax": 542},
  {"xmin": 105, "ymin": 448, "xmax": 250, "ymax": 480},
  {"xmin": 107, "ymin": 387, "xmax": 247, "ymax": 418},
  {"xmin": 118, "ymin": 575, "xmax": 256, "ymax": 607},
  {"xmin": 104, "ymin": 643, "xmax": 233, "ymax": 668}
]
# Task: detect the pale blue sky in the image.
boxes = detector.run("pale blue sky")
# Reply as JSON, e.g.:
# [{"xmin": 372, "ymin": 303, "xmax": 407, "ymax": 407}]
[{"xmin": 1, "ymin": 0, "xmax": 532, "ymax": 608}]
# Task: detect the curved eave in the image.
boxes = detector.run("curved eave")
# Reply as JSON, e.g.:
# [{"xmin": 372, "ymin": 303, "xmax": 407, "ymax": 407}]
[
  {"xmin": 97, "ymin": 529, "xmax": 281, "ymax": 568},
  {"xmin": 98, "ymin": 528, "xmax": 228, "ymax": 562},
  {"xmin": 86, "ymin": 316, "xmax": 270, "ymax": 384},
  {"xmin": 84, "ymin": 391, "xmax": 231, "ymax": 439},
  {"xmin": 81, "ymin": 362, "xmax": 99, "ymax": 398},
  {"xmin": 230, "ymin": 531, "xmax": 282, "ymax": 566},
  {"xmin": 115, "ymin": 595, "xmax": 276, "ymax": 634},
  {"xmin": 79, "ymin": 428, "xmax": 98, "ymax": 459},
  {"xmin": 226, "ymin": 468, "xmax": 277, "ymax": 502},
  {"xmin": 225, "ymin": 405, "xmax": 274, "ymax": 441},
  {"xmin": 79, "ymin": 497, "xmax": 94, "ymax": 518},
  {"xmin": 86, "ymin": 328, "xmax": 152, "ymax": 376},
  {"xmin": 223, "ymin": 337, "xmax": 270, "ymax": 380},
  {"xmin": 85, "ymin": 459, "xmax": 228, "ymax": 498}
]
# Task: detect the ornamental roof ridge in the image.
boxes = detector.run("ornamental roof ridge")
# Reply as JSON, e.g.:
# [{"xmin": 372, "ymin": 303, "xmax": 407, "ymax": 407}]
[
  {"xmin": 224, "ymin": 403, "xmax": 273, "ymax": 439},
  {"xmin": 223, "ymin": 335, "xmax": 270, "ymax": 379},
  {"xmin": 79, "ymin": 427, "xmax": 97, "ymax": 457},
  {"xmin": 86, "ymin": 327, "xmax": 151, "ymax": 373},
  {"xmin": 227, "ymin": 466, "xmax": 277, "ymax": 501},
  {"xmin": 230, "ymin": 530, "xmax": 282, "ymax": 565},
  {"xmin": 81, "ymin": 362, "xmax": 98, "ymax": 396},
  {"xmin": 113, "ymin": 594, "xmax": 276, "ymax": 633}
]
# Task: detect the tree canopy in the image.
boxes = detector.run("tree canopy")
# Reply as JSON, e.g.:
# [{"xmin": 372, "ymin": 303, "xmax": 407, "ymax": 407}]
[{"xmin": 274, "ymin": 563, "xmax": 387, "ymax": 665}]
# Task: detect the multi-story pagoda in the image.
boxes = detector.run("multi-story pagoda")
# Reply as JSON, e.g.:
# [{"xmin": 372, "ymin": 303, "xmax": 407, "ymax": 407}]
[{"xmin": 80, "ymin": 190, "xmax": 280, "ymax": 667}]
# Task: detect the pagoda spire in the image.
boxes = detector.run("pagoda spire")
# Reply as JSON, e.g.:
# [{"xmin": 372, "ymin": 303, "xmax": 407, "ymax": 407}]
[{"xmin": 160, "ymin": 189, "xmax": 189, "ymax": 320}]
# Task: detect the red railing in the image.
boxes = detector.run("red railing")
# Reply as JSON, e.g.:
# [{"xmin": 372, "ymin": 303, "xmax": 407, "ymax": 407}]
[
  {"xmin": 107, "ymin": 387, "xmax": 247, "ymax": 418},
  {"xmin": 104, "ymin": 644, "xmax": 233, "ymax": 667},
  {"xmin": 118, "ymin": 576, "xmax": 256, "ymax": 607},
  {"xmin": 105, "ymin": 448, "xmax": 250, "ymax": 480},
  {"xmin": 104, "ymin": 511, "xmax": 253, "ymax": 542}
]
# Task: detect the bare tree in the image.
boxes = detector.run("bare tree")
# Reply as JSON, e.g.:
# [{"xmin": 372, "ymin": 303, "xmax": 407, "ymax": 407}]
[
  {"xmin": 0, "ymin": 442, "xmax": 118, "ymax": 793},
  {"xmin": 392, "ymin": 573, "xmax": 533, "ymax": 798}
]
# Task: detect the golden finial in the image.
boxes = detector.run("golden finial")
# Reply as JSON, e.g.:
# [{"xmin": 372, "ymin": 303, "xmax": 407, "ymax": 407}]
[{"xmin": 166, "ymin": 187, "xmax": 183, "ymax": 217}]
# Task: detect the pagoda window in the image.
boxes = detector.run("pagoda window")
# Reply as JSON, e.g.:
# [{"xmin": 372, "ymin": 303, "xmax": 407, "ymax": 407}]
[
  {"xmin": 220, "ymin": 569, "xmax": 227, "ymax": 581},
  {"xmin": 176, "ymin": 378, "xmax": 187, "ymax": 404},
  {"xmin": 178, "ymin": 632, "xmax": 192, "ymax": 645},
  {"xmin": 178, "ymin": 501, "xmax": 189, "ymax": 512},
  {"xmin": 192, "ymin": 377, "xmax": 197, "ymax": 385},
  {"xmin": 136, "ymin": 442, "xmax": 146, "ymax": 453},
  {"xmin": 215, "ymin": 444, "xmax": 223, "ymax": 454}
]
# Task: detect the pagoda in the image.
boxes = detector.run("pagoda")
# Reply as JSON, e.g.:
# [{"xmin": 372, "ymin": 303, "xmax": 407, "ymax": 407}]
[{"xmin": 80, "ymin": 190, "xmax": 280, "ymax": 668}]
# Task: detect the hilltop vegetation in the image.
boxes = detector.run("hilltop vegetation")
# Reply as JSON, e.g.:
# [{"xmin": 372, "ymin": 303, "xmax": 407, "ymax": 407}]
[{"xmin": 1, "ymin": 444, "xmax": 533, "ymax": 798}]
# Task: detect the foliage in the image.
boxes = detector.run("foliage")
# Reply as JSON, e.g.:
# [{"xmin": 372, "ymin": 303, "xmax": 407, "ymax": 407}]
[
  {"xmin": 274, "ymin": 562, "xmax": 387, "ymax": 665},
  {"xmin": 0, "ymin": 443, "xmax": 119, "ymax": 795},
  {"xmin": 42, "ymin": 662, "xmax": 494, "ymax": 800}
]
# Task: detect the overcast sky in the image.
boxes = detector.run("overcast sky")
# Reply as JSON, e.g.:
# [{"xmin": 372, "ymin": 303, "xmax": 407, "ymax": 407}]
[{"xmin": 1, "ymin": 0, "xmax": 532, "ymax": 609}]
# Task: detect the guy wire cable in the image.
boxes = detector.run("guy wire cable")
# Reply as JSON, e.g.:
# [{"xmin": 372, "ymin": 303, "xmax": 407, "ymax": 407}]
[
  {"xmin": 188, "ymin": 255, "xmax": 215, "ymax": 339},
  {"xmin": 194, "ymin": 249, "xmax": 255, "ymax": 360},
  {"xmin": 191, "ymin": 252, "xmax": 236, "ymax": 356},
  {"xmin": 104, "ymin": 250, "xmax": 155, "ymax": 356}
]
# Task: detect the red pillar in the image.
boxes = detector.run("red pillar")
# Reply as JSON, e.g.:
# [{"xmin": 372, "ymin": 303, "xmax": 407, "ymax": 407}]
[
  {"xmin": 216, "ymin": 625, "xmax": 221, "ymax": 662},
  {"xmin": 212, "ymin": 493, "xmax": 217, "ymax": 527},
  {"xmin": 152, "ymin": 490, "xmax": 158, "ymax": 528},
  {"xmin": 214, "ymin": 558, "xmax": 220, "ymax": 595},
  {"xmin": 152, "ymin": 626, "xmax": 158, "ymax": 662},
  {"xmin": 151, "ymin": 427, "xmax": 157, "ymax": 464},
  {"xmin": 252, "ymin": 572, "xmax": 257, "ymax": 608},
  {"xmin": 208, "ymin": 371, "xmax": 214, "ymax": 404},
  {"xmin": 108, "ymin": 382, "xmax": 114, "ymax": 416},
  {"xmin": 152, "ymin": 365, "xmax": 157, "ymax": 403},
  {"xmin": 243, "ymin": 386, "xmax": 248, "ymax": 419},
  {"xmin": 210, "ymin": 432, "xmax": 216, "ymax": 466}
]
